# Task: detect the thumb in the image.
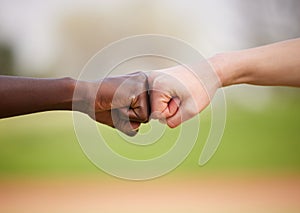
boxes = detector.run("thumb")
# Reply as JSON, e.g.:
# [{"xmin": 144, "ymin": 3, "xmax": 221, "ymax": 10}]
[
  {"xmin": 166, "ymin": 97, "xmax": 180, "ymax": 117},
  {"xmin": 150, "ymin": 90, "xmax": 171, "ymax": 119},
  {"xmin": 166, "ymin": 99, "xmax": 198, "ymax": 128}
]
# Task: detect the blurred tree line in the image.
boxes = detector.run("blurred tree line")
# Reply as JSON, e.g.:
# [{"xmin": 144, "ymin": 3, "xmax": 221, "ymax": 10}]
[{"xmin": 0, "ymin": 43, "xmax": 14, "ymax": 75}]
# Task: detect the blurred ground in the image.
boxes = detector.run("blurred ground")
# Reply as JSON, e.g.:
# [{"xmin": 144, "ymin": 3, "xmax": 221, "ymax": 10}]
[
  {"xmin": 0, "ymin": 98, "xmax": 299, "ymax": 212},
  {"xmin": 1, "ymin": 174, "xmax": 300, "ymax": 213}
]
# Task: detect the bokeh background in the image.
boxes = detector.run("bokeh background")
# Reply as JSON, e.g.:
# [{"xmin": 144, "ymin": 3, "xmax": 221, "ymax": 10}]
[{"xmin": 0, "ymin": 0, "xmax": 299, "ymax": 212}]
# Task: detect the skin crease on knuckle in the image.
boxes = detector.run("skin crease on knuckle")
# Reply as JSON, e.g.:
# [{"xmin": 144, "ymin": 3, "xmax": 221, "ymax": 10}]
[
  {"xmin": 149, "ymin": 75, "xmax": 174, "ymax": 119},
  {"xmin": 116, "ymin": 119, "xmax": 138, "ymax": 136},
  {"xmin": 109, "ymin": 109, "xmax": 139, "ymax": 136},
  {"xmin": 115, "ymin": 72, "xmax": 149, "ymax": 135},
  {"xmin": 129, "ymin": 73, "xmax": 149, "ymax": 123},
  {"xmin": 133, "ymin": 104, "xmax": 149, "ymax": 123},
  {"xmin": 148, "ymin": 68, "xmax": 203, "ymax": 128}
]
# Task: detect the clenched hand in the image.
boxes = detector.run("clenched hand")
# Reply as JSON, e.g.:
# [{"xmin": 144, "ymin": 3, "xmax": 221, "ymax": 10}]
[{"xmin": 83, "ymin": 72, "xmax": 150, "ymax": 136}]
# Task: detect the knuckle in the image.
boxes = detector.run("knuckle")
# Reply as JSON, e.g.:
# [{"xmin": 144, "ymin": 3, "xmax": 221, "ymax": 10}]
[
  {"xmin": 135, "ymin": 107, "xmax": 149, "ymax": 123},
  {"xmin": 151, "ymin": 76, "xmax": 165, "ymax": 89},
  {"xmin": 131, "ymin": 71, "xmax": 148, "ymax": 86}
]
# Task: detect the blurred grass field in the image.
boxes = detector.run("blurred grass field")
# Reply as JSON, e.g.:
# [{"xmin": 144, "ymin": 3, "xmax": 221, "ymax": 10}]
[
  {"xmin": 0, "ymin": 94, "xmax": 300, "ymax": 213},
  {"xmin": 0, "ymin": 95, "xmax": 299, "ymax": 178}
]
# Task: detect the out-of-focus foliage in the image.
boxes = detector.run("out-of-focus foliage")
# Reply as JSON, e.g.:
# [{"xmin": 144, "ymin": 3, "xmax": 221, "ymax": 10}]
[
  {"xmin": 0, "ymin": 44, "xmax": 14, "ymax": 75},
  {"xmin": 0, "ymin": 1, "xmax": 299, "ymax": 177},
  {"xmin": 0, "ymin": 97, "xmax": 299, "ymax": 177}
]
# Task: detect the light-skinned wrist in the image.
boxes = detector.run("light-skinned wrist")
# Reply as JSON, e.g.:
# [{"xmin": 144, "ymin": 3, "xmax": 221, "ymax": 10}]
[{"xmin": 208, "ymin": 51, "xmax": 252, "ymax": 87}]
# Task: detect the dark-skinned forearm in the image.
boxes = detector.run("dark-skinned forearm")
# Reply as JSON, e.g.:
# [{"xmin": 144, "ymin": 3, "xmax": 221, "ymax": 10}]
[{"xmin": 0, "ymin": 76, "xmax": 82, "ymax": 118}]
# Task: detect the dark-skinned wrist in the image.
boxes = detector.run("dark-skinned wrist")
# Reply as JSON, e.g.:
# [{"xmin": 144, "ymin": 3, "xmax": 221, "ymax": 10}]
[{"xmin": 70, "ymin": 79, "xmax": 101, "ymax": 114}]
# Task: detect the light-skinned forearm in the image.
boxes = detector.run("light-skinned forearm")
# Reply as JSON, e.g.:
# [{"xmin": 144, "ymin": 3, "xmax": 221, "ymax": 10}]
[{"xmin": 210, "ymin": 38, "xmax": 300, "ymax": 87}]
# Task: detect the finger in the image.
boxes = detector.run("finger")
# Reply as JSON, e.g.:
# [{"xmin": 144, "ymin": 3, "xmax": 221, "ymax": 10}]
[
  {"xmin": 116, "ymin": 86, "xmax": 150, "ymax": 123},
  {"xmin": 166, "ymin": 97, "xmax": 180, "ymax": 118},
  {"xmin": 149, "ymin": 90, "xmax": 173, "ymax": 119},
  {"xmin": 129, "ymin": 89, "xmax": 150, "ymax": 123},
  {"xmin": 107, "ymin": 72, "xmax": 149, "ymax": 123},
  {"xmin": 111, "ymin": 109, "xmax": 141, "ymax": 136},
  {"xmin": 157, "ymin": 97, "xmax": 180, "ymax": 124},
  {"xmin": 111, "ymin": 72, "xmax": 148, "ymax": 109},
  {"xmin": 95, "ymin": 110, "xmax": 114, "ymax": 127},
  {"xmin": 166, "ymin": 99, "xmax": 198, "ymax": 128},
  {"xmin": 118, "ymin": 106, "xmax": 148, "ymax": 123},
  {"xmin": 166, "ymin": 108, "xmax": 183, "ymax": 128},
  {"xmin": 115, "ymin": 119, "xmax": 141, "ymax": 136},
  {"xmin": 95, "ymin": 110, "xmax": 140, "ymax": 136}
]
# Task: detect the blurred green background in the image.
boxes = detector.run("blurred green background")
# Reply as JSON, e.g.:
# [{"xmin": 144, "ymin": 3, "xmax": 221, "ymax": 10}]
[
  {"xmin": 0, "ymin": 0, "xmax": 299, "ymax": 179},
  {"xmin": 1, "ymin": 1, "xmax": 300, "ymax": 212},
  {"xmin": 0, "ymin": 95, "xmax": 299, "ymax": 177}
]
